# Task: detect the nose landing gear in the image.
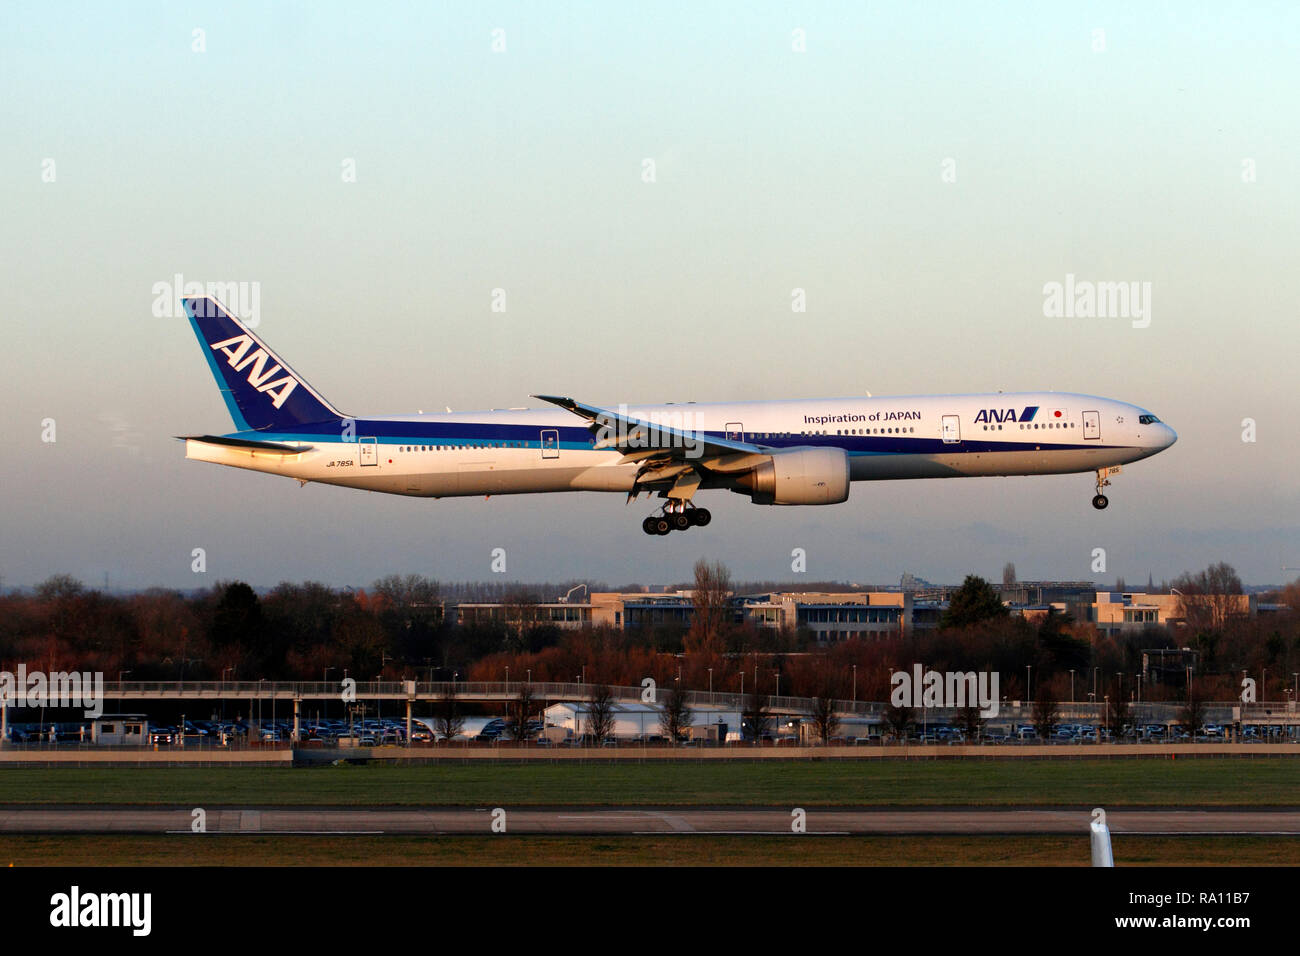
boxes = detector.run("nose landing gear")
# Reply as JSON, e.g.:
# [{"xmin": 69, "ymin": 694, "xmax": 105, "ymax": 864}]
[{"xmin": 1092, "ymin": 466, "xmax": 1120, "ymax": 510}]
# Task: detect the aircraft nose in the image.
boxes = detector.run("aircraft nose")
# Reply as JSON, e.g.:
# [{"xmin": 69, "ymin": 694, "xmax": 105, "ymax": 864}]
[{"xmin": 1159, "ymin": 424, "xmax": 1177, "ymax": 449}]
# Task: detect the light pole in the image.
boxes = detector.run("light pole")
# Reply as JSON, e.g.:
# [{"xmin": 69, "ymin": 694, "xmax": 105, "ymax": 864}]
[
  {"xmin": 852, "ymin": 665, "xmax": 857, "ymax": 703},
  {"xmin": 1025, "ymin": 665, "xmax": 1032, "ymax": 704},
  {"xmin": 708, "ymin": 668, "xmax": 713, "ymax": 694},
  {"xmin": 257, "ymin": 678, "xmax": 267, "ymax": 738},
  {"xmin": 1069, "ymin": 669, "xmax": 1075, "ymax": 705},
  {"xmin": 774, "ymin": 670, "xmax": 781, "ymax": 699}
]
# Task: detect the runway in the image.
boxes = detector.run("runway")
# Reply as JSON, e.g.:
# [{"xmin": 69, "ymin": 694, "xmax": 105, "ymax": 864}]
[{"xmin": 0, "ymin": 807, "xmax": 1298, "ymax": 836}]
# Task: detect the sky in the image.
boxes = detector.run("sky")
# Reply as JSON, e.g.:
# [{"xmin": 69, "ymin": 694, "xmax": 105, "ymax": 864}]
[{"xmin": 2, "ymin": 1, "xmax": 1298, "ymax": 592}]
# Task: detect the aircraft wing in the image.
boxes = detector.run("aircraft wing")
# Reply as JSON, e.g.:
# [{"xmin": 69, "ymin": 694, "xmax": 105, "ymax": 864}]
[{"xmin": 531, "ymin": 394, "xmax": 768, "ymax": 464}]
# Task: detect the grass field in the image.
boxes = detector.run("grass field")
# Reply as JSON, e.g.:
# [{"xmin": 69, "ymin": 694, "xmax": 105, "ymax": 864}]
[
  {"xmin": 0, "ymin": 758, "xmax": 1296, "ymax": 806},
  {"xmin": 2, "ymin": 833, "xmax": 1295, "ymax": 866}
]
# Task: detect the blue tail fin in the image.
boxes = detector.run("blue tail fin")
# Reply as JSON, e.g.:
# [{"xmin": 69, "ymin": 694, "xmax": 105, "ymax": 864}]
[{"xmin": 182, "ymin": 295, "xmax": 344, "ymax": 432}]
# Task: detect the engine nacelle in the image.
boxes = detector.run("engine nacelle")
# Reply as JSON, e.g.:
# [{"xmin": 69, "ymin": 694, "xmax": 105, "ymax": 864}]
[{"xmin": 732, "ymin": 447, "xmax": 850, "ymax": 505}]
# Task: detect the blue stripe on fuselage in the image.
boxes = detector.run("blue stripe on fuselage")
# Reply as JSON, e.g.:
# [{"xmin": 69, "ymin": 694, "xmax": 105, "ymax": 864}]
[{"xmin": 219, "ymin": 420, "xmax": 1125, "ymax": 456}]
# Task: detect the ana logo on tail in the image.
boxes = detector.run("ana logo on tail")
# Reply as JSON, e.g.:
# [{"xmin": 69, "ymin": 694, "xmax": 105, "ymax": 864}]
[{"xmin": 209, "ymin": 334, "xmax": 300, "ymax": 409}]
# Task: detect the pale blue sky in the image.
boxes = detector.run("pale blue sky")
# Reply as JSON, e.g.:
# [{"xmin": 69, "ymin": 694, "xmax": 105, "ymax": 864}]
[{"xmin": 2, "ymin": 1, "xmax": 1297, "ymax": 589}]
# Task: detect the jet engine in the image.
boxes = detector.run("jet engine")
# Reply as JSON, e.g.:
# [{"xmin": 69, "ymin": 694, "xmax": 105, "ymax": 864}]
[{"xmin": 731, "ymin": 447, "xmax": 850, "ymax": 505}]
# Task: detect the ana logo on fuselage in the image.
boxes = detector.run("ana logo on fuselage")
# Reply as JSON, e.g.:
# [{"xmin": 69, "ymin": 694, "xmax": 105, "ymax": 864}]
[
  {"xmin": 973, "ymin": 406, "xmax": 1038, "ymax": 424},
  {"xmin": 209, "ymin": 335, "xmax": 299, "ymax": 409}
]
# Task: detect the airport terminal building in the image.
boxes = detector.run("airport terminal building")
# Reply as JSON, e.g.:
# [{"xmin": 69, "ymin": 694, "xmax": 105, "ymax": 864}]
[{"xmin": 445, "ymin": 583, "xmax": 1268, "ymax": 644}]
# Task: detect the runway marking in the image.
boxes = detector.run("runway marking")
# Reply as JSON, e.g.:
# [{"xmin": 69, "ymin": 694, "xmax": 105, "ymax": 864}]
[
  {"xmin": 166, "ymin": 830, "xmax": 385, "ymax": 835},
  {"xmin": 1114, "ymin": 830, "xmax": 1300, "ymax": 836},
  {"xmin": 634, "ymin": 830, "xmax": 850, "ymax": 836}
]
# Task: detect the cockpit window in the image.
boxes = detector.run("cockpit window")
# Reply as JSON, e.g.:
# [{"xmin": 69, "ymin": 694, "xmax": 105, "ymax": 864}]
[{"xmin": 1138, "ymin": 414, "xmax": 1160, "ymax": 425}]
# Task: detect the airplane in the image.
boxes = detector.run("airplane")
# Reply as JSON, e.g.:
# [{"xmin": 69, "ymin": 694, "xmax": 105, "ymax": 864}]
[{"xmin": 178, "ymin": 296, "xmax": 1177, "ymax": 535}]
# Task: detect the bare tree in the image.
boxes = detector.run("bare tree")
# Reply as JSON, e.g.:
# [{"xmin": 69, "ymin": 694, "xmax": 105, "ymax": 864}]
[
  {"xmin": 585, "ymin": 684, "xmax": 616, "ymax": 744},
  {"xmin": 1031, "ymin": 685, "xmax": 1060, "ymax": 739},
  {"xmin": 1106, "ymin": 686, "xmax": 1131, "ymax": 737},
  {"xmin": 1174, "ymin": 562, "xmax": 1245, "ymax": 632},
  {"xmin": 686, "ymin": 559, "xmax": 731, "ymax": 658},
  {"xmin": 884, "ymin": 704, "xmax": 913, "ymax": 741},
  {"xmin": 505, "ymin": 684, "xmax": 537, "ymax": 742},
  {"xmin": 1002, "ymin": 562, "xmax": 1017, "ymax": 588},
  {"xmin": 743, "ymin": 689, "xmax": 771, "ymax": 742},
  {"xmin": 658, "ymin": 683, "xmax": 694, "ymax": 743},
  {"xmin": 955, "ymin": 705, "xmax": 983, "ymax": 741},
  {"xmin": 811, "ymin": 692, "xmax": 840, "ymax": 744},
  {"xmin": 434, "ymin": 683, "xmax": 465, "ymax": 741},
  {"xmin": 1179, "ymin": 677, "xmax": 1208, "ymax": 737}
]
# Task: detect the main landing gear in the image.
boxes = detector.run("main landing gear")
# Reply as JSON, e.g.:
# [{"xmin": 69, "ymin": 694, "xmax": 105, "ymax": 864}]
[{"xmin": 641, "ymin": 502, "xmax": 711, "ymax": 535}]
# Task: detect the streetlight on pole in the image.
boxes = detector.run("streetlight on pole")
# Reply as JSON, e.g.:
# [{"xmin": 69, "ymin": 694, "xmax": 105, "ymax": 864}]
[
  {"xmin": 1069, "ymin": 669, "xmax": 1075, "ymax": 705},
  {"xmin": 852, "ymin": 664, "xmax": 857, "ymax": 703},
  {"xmin": 708, "ymin": 668, "xmax": 713, "ymax": 694}
]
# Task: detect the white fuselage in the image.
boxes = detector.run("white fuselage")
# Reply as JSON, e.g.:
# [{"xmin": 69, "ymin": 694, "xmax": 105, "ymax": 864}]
[{"xmin": 185, "ymin": 391, "xmax": 1177, "ymax": 499}]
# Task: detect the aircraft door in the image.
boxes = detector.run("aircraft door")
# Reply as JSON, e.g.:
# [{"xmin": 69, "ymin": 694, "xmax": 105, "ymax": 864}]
[
  {"xmin": 1083, "ymin": 410, "xmax": 1101, "ymax": 440},
  {"xmin": 359, "ymin": 437, "xmax": 378, "ymax": 466},
  {"xmin": 941, "ymin": 415, "xmax": 961, "ymax": 444},
  {"xmin": 726, "ymin": 422, "xmax": 744, "ymax": 442},
  {"xmin": 541, "ymin": 429, "xmax": 559, "ymax": 459}
]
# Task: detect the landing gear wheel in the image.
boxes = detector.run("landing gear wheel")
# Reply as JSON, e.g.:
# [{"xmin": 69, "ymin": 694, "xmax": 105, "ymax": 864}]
[
  {"xmin": 1092, "ymin": 494, "xmax": 1109, "ymax": 510},
  {"xmin": 653, "ymin": 517, "xmax": 671, "ymax": 535},
  {"xmin": 642, "ymin": 516, "xmax": 659, "ymax": 535},
  {"xmin": 692, "ymin": 508, "xmax": 711, "ymax": 527},
  {"xmin": 671, "ymin": 512, "xmax": 691, "ymax": 531}
]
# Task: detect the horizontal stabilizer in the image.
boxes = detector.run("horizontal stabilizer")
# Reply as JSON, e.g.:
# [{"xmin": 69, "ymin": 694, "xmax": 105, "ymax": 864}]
[{"xmin": 178, "ymin": 434, "xmax": 313, "ymax": 454}]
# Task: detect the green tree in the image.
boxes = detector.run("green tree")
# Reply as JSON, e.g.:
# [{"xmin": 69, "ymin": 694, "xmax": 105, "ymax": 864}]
[
  {"xmin": 212, "ymin": 582, "xmax": 263, "ymax": 649},
  {"xmin": 941, "ymin": 576, "xmax": 1009, "ymax": 629}
]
